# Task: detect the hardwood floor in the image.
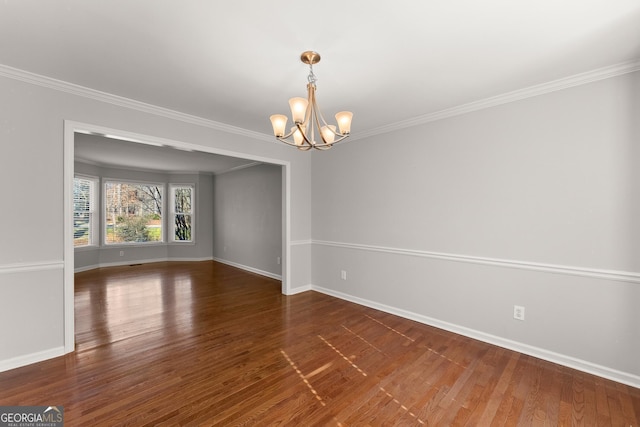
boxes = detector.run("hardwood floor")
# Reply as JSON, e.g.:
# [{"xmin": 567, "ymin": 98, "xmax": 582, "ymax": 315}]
[{"xmin": 0, "ymin": 261, "xmax": 638, "ymax": 426}]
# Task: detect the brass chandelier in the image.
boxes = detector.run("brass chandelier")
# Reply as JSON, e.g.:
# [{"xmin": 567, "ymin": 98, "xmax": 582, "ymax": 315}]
[{"xmin": 270, "ymin": 51, "xmax": 353, "ymax": 150}]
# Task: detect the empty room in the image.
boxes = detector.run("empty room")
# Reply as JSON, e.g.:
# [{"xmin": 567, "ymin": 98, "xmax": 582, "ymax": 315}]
[{"xmin": 0, "ymin": 1, "xmax": 639, "ymax": 425}]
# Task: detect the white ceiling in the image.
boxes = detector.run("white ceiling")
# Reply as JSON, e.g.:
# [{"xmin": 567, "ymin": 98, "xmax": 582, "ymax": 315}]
[
  {"xmin": 2, "ymin": 1, "xmax": 640, "ymax": 171},
  {"xmin": 74, "ymin": 133, "xmax": 259, "ymax": 175}
]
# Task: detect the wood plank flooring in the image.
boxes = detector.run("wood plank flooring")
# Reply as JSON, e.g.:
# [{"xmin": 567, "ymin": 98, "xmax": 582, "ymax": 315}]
[{"xmin": 0, "ymin": 261, "xmax": 638, "ymax": 426}]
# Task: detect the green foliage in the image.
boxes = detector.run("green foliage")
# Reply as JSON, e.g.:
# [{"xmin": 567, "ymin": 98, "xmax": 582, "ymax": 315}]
[{"xmin": 115, "ymin": 216, "xmax": 151, "ymax": 242}]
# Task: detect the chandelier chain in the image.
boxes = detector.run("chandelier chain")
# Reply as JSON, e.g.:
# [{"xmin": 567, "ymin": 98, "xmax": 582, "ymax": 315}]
[{"xmin": 307, "ymin": 64, "xmax": 318, "ymax": 86}]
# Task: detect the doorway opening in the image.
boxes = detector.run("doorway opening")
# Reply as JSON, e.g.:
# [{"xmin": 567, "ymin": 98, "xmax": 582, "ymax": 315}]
[{"xmin": 63, "ymin": 120, "xmax": 291, "ymax": 354}]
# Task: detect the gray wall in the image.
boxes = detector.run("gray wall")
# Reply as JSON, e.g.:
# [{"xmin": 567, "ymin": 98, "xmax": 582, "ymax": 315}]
[
  {"xmin": 74, "ymin": 161, "xmax": 215, "ymax": 270},
  {"xmin": 213, "ymin": 164, "xmax": 283, "ymax": 278},
  {"xmin": 0, "ymin": 70, "xmax": 312, "ymax": 371},
  {"xmin": 310, "ymin": 70, "xmax": 640, "ymax": 385}
]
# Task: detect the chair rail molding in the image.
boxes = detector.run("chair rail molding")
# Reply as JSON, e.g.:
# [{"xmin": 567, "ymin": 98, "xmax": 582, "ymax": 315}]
[{"xmin": 312, "ymin": 240, "xmax": 640, "ymax": 284}]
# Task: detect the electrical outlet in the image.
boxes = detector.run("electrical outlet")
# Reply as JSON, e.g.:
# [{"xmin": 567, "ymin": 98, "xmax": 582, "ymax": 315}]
[
  {"xmin": 513, "ymin": 305, "xmax": 525, "ymax": 321},
  {"xmin": 119, "ymin": 250, "xmax": 124, "ymax": 257},
  {"xmin": 341, "ymin": 270, "xmax": 347, "ymax": 280},
  {"xmin": 277, "ymin": 256, "xmax": 281, "ymax": 265}
]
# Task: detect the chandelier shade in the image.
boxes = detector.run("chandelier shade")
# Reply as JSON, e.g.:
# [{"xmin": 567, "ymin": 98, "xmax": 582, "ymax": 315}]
[{"xmin": 270, "ymin": 51, "xmax": 353, "ymax": 151}]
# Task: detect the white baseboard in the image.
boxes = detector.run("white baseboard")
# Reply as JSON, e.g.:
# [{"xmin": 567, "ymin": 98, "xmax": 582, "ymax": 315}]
[
  {"xmin": 211, "ymin": 257, "xmax": 282, "ymax": 281},
  {"xmin": 0, "ymin": 346, "xmax": 65, "ymax": 373},
  {"xmin": 286, "ymin": 284, "xmax": 313, "ymax": 295},
  {"xmin": 312, "ymin": 285, "xmax": 640, "ymax": 389},
  {"xmin": 74, "ymin": 257, "xmax": 214, "ymax": 273},
  {"xmin": 76, "ymin": 258, "xmax": 282, "ymax": 282}
]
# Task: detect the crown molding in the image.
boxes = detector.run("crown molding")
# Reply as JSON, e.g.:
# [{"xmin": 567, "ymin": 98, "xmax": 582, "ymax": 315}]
[
  {"xmin": 351, "ymin": 58, "xmax": 640, "ymax": 141},
  {"xmin": 0, "ymin": 64, "xmax": 273, "ymax": 142},
  {"xmin": 2, "ymin": 59, "xmax": 639, "ymax": 143}
]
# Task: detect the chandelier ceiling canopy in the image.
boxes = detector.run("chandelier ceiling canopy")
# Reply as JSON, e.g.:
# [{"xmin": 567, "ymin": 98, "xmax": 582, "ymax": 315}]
[{"xmin": 270, "ymin": 51, "xmax": 353, "ymax": 151}]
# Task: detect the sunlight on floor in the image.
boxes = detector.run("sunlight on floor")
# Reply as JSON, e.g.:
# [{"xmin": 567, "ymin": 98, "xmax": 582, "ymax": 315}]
[
  {"xmin": 279, "ymin": 313, "xmax": 436, "ymax": 424},
  {"xmin": 379, "ymin": 386, "xmax": 426, "ymax": 424},
  {"xmin": 280, "ymin": 349, "xmax": 326, "ymax": 407},
  {"xmin": 365, "ymin": 314, "xmax": 415, "ymax": 342},
  {"xmin": 318, "ymin": 335, "xmax": 367, "ymax": 377},
  {"xmin": 341, "ymin": 325, "xmax": 384, "ymax": 353}
]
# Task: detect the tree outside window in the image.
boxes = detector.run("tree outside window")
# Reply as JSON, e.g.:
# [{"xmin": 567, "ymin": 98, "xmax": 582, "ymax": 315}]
[
  {"xmin": 104, "ymin": 181, "xmax": 163, "ymax": 244},
  {"xmin": 171, "ymin": 185, "xmax": 194, "ymax": 242}
]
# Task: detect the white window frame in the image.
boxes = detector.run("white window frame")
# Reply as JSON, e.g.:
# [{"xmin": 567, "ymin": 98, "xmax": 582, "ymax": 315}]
[
  {"xmin": 169, "ymin": 184, "xmax": 195, "ymax": 243},
  {"xmin": 103, "ymin": 179, "xmax": 165, "ymax": 245},
  {"xmin": 73, "ymin": 175, "xmax": 99, "ymax": 248}
]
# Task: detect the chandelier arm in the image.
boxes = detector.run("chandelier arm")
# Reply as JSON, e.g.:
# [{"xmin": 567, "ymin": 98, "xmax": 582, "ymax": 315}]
[
  {"xmin": 317, "ymin": 110, "xmax": 348, "ymax": 141},
  {"xmin": 276, "ymin": 136, "xmax": 314, "ymax": 150},
  {"xmin": 314, "ymin": 100, "xmax": 342, "ymax": 136},
  {"xmin": 296, "ymin": 122, "xmax": 313, "ymax": 147},
  {"xmin": 308, "ymin": 84, "xmax": 334, "ymax": 147},
  {"xmin": 329, "ymin": 134, "xmax": 349, "ymax": 144},
  {"xmin": 278, "ymin": 128, "xmax": 297, "ymax": 140},
  {"xmin": 296, "ymin": 144, "xmax": 313, "ymax": 151},
  {"xmin": 276, "ymin": 114, "xmax": 311, "ymax": 148},
  {"xmin": 276, "ymin": 132, "xmax": 346, "ymax": 149},
  {"xmin": 312, "ymin": 98, "xmax": 351, "ymax": 146},
  {"xmin": 309, "ymin": 89, "xmax": 324, "ymax": 146},
  {"xmin": 308, "ymin": 82, "xmax": 347, "ymax": 139},
  {"xmin": 309, "ymin": 85, "xmax": 348, "ymax": 147},
  {"xmin": 307, "ymin": 84, "xmax": 319, "ymax": 147}
]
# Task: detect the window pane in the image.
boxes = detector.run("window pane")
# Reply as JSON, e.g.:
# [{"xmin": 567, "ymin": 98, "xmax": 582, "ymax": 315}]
[
  {"xmin": 174, "ymin": 188, "xmax": 192, "ymax": 214},
  {"xmin": 174, "ymin": 214, "xmax": 192, "ymax": 241},
  {"xmin": 74, "ymin": 177, "xmax": 95, "ymax": 247},
  {"xmin": 171, "ymin": 185, "xmax": 193, "ymax": 242},
  {"xmin": 73, "ymin": 179, "xmax": 91, "ymax": 212},
  {"xmin": 74, "ymin": 212, "xmax": 91, "ymax": 246},
  {"xmin": 105, "ymin": 182, "xmax": 163, "ymax": 244}
]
